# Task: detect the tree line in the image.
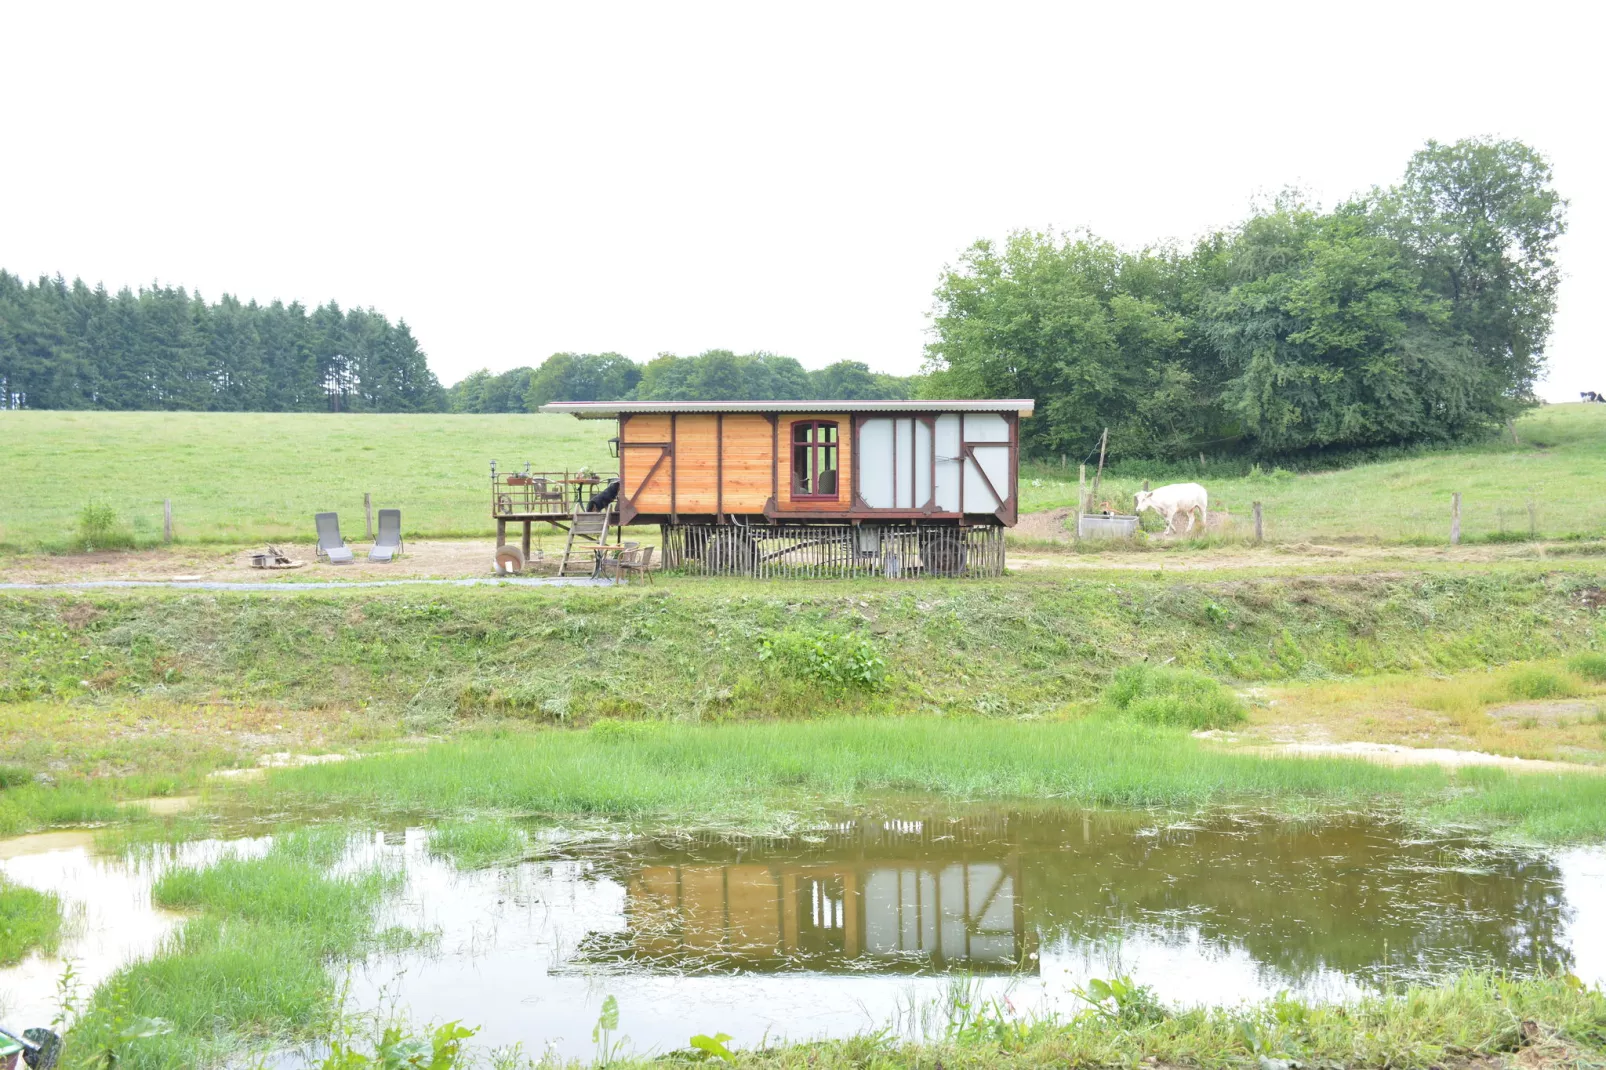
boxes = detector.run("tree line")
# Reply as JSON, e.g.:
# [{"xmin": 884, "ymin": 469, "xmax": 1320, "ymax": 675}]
[
  {"xmin": 0, "ymin": 274, "xmax": 443, "ymax": 412},
  {"xmin": 922, "ymin": 138, "xmax": 1568, "ymax": 460},
  {"xmin": 3, "ymin": 138, "xmax": 1568, "ymax": 465},
  {"xmin": 447, "ymin": 350, "xmax": 916, "ymax": 412}
]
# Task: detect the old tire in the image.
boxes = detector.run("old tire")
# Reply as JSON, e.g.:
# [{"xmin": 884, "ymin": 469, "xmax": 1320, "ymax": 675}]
[{"xmin": 920, "ymin": 530, "xmax": 967, "ymax": 577}]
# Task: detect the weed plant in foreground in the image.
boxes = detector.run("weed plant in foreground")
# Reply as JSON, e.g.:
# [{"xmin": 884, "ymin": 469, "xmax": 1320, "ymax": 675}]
[
  {"xmin": 248, "ymin": 718, "xmax": 1606, "ymax": 843},
  {"xmin": 279, "ymin": 972, "xmax": 1606, "ymax": 1069}
]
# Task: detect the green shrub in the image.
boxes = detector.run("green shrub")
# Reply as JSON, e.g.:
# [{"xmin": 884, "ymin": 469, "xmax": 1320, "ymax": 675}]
[
  {"xmin": 0, "ymin": 764, "xmax": 32, "ymax": 790},
  {"xmin": 1503, "ymin": 667, "xmax": 1578, "ymax": 700},
  {"xmin": 75, "ymin": 500, "xmax": 135, "ymax": 551},
  {"xmin": 757, "ymin": 628, "xmax": 886, "ymax": 691},
  {"xmin": 1101, "ymin": 664, "xmax": 1245, "ymax": 730},
  {"xmin": 1566, "ymin": 653, "xmax": 1606, "ymax": 683}
]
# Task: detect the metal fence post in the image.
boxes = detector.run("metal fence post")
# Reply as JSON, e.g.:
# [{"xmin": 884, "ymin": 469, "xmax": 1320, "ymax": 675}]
[
  {"xmin": 1451, "ymin": 492, "xmax": 1461, "ymax": 546},
  {"xmin": 164, "ymin": 499, "xmax": 172, "ymax": 544},
  {"xmin": 365, "ymin": 492, "xmax": 373, "ymax": 540}
]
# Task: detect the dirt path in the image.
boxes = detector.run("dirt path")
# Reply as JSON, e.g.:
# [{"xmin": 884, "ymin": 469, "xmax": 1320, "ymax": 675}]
[
  {"xmin": 3, "ymin": 519, "xmax": 1600, "ymax": 583},
  {"xmin": 1009, "ymin": 510, "xmax": 1603, "ymax": 572},
  {"xmin": 1247, "ymin": 739, "xmax": 1602, "ymax": 774},
  {"xmin": 0, "ymin": 538, "xmax": 585, "ymax": 585}
]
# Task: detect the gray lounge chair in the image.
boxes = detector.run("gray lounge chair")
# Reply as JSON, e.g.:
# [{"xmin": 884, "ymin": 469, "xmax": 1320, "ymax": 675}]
[
  {"xmin": 314, "ymin": 512, "xmax": 354, "ymax": 564},
  {"xmin": 369, "ymin": 508, "xmax": 403, "ymax": 562}
]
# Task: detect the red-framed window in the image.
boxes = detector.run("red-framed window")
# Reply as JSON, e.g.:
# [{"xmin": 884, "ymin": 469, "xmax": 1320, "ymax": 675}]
[{"xmin": 790, "ymin": 420, "xmax": 840, "ymax": 499}]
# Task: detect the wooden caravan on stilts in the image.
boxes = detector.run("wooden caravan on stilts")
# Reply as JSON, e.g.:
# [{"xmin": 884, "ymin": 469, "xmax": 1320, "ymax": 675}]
[{"xmin": 541, "ymin": 399, "xmax": 1035, "ymax": 578}]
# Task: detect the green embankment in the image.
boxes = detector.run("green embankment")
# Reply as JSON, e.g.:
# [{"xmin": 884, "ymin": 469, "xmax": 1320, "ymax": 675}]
[
  {"xmin": 2, "ymin": 404, "xmax": 1604, "ymax": 549},
  {"xmin": 1, "ymin": 566, "xmax": 1602, "ymax": 840},
  {"xmin": 2, "ymin": 567, "xmax": 1601, "ymax": 725}
]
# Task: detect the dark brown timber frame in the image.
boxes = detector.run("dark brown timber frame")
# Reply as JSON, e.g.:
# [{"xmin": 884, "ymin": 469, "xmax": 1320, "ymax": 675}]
[
  {"xmin": 616, "ymin": 413, "xmax": 673, "ymax": 526},
  {"xmin": 617, "ymin": 407, "xmax": 1020, "ymax": 525}
]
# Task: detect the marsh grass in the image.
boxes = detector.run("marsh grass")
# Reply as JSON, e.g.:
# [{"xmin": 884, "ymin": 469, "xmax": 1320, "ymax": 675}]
[
  {"xmin": 249, "ymin": 718, "xmax": 1606, "ymax": 843},
  {"xmin": 1100, "ymin": 664, "xmax": 1246, "ymax": 729},
  {"xmin": 426, "ymin": 817, "xmax": 531, "ymax": 869},
  {"xmin": 0, "ymin": 875, "xmax": 62, "ymax": 965},
  {"xmin": 69, "ymin": 828, "xmax": 396, "ymax": 1068}
]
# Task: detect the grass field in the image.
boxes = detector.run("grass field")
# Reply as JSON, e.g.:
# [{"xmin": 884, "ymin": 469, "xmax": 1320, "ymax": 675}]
[
  {"xmin": 1020, "ymin": 403, "xmax": 1606, "ymax": 543},
  {"xmin": 3, "ymin": 404, "xmax": 1603, "ymax": 550},
  {"xmin": 0, "ymin": 410, "xmax": 615, "ymax": 549}
]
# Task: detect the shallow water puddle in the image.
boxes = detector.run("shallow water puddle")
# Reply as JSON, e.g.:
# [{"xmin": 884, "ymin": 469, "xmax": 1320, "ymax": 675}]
[
  {"xmin": 339, "ymin": 810, "xmax": 1606, "ymax": 1061},
  {"xmin": 0, "ymin": 832, "xmax": 268, "ymax": 1024},
  {"xmin": 4, "ymin": 810, "xmax": 1605, "ymax": 1062}
]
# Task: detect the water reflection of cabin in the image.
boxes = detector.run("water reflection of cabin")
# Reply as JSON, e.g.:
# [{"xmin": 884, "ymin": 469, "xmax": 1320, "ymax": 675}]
[
  {"xmin": 584, "ymin": 822, "xmax": 1032, "ymax": 973},
  {"xmin": 541, "ymin": 400, "xmax": 1035, "ymax": 578}
]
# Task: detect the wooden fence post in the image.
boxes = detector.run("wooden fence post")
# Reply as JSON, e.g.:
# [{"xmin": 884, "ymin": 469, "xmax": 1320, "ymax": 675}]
[
  {"xmin": 1253, "ymin": 501, "xmax": 1263, "ymax": 543},
  {"xmin": 1451, "ymin": 492, "xmax": 1461, "ymax": 546},
  {"xmin": 163, "ymin": 499, "xmax": 172, "ymax": 544},
  {"xmin": 1528, "ymin": 498, "xmax": 1537, "ymax": 538},
  {"xmin": 1078, "ymin": 464, "xmax": 1087, "ymax": 515},
  {"xmin": 1142, "ymin": 480, "xmax": 1150, "ymax": 492},
  {"xmin": 364, "ymin": 492, "xmax": 373, "ymax": 540},
  {"xmin": 1508, "ymin": 418, "xmax": 1519, "ymax": 445}
]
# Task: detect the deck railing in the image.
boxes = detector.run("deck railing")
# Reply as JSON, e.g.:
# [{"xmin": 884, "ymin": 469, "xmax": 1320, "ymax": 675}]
[{"xmin": 491, "ymin": 470, "xmax": 618, "ymax": 518}]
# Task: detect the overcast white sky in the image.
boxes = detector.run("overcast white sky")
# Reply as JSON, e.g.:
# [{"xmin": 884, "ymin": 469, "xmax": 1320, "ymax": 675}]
[{"xmin": 2, "ymin": 2, "xmax": 1599, "ymax": 400}]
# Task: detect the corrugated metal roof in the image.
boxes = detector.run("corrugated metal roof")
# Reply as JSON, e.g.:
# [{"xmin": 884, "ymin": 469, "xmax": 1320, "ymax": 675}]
[{"xmin": 540, "ymin": 399, "xmax": 1035, "ymax": 419}]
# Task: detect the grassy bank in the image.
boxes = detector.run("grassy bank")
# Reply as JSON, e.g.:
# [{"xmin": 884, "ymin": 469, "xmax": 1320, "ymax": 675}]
[
  {"xmin": 4, "ymin": 568, "xmax": 1601, "ymax": 726},
  {"xmin": 243, "ymin": 717, "xmax": 1606, "ymax": 843}
]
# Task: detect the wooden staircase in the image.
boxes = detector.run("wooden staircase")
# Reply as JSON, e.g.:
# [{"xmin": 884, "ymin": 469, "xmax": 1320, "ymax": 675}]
[{"xmin": 557, "ymin": 509, "xmax": 616, "ymax": 576}]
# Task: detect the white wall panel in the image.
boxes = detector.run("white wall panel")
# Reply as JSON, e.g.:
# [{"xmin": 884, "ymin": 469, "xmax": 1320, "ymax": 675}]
[
  {"xmin": 933, "ymin": 414, "xmax": 961, "ymax": 513},
  {"xmin": 858, "ymin": 418, "xmax": 893, "ymax": 508}
]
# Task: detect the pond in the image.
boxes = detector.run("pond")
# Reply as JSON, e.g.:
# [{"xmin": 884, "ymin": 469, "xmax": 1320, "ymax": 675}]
[{"xmin": 3, "ymin": 807, "xmax": 1604, "ymax": 1062}]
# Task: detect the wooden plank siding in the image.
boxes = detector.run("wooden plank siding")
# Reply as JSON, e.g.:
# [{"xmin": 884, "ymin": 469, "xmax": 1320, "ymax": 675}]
[
  {"xmin": 622, "ymin": 414, "xmax": 672, "ymax": 513},
  {"xmin": 617, "ymin": 408, "xmax": 1022, "ymax": 523},
  {"xmin": 673, "ymin": 415, "xmax": 720, "ymax": 513},
  {"xmin": 721, "ymin": 414, "xmax": 774, "ymax": 514}
]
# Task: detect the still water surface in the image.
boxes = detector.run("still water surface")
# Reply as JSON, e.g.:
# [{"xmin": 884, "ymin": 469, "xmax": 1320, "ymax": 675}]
[{"xmin": 3, "ymin": 808, "xmax": 1604, "ymax": 1061}]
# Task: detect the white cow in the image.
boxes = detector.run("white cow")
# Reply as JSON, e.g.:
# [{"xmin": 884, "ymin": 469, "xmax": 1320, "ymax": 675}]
[{"xmin": 1133, "ymin": 482, "xmax": 1208, "ymax": 535}]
